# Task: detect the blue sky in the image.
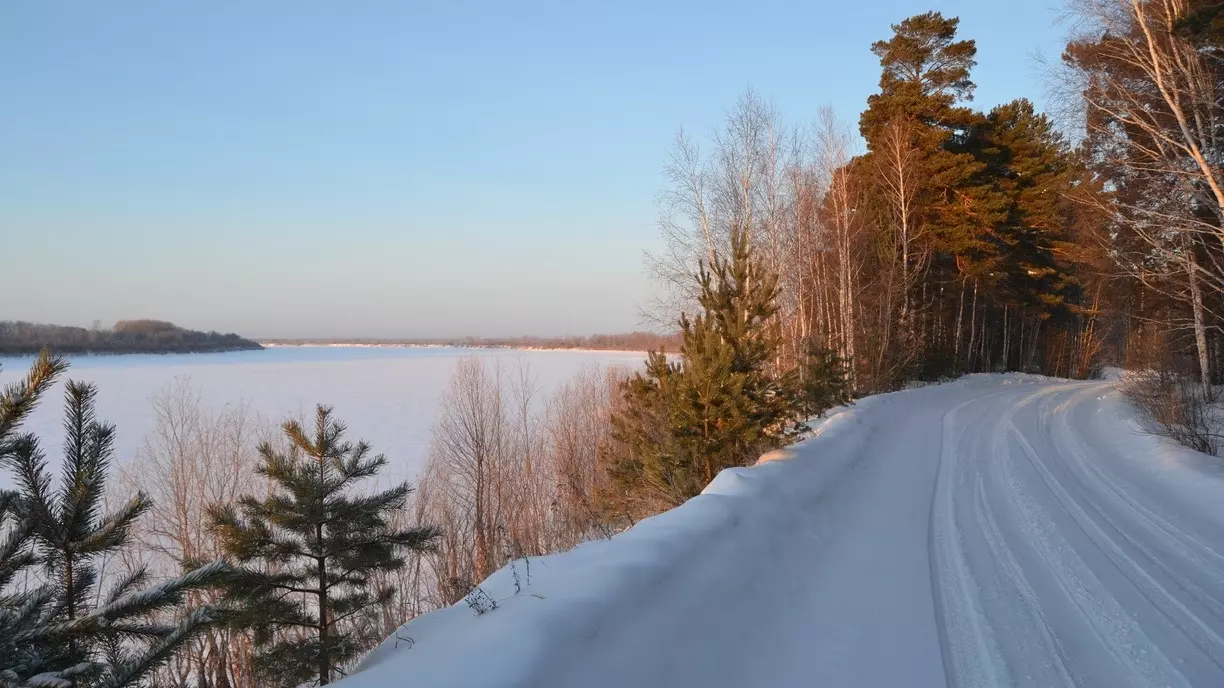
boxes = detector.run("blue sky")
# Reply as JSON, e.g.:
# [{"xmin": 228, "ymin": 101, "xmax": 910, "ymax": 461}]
[{"xmin": 1, "ymin": 1, "xmax": 1068, "ymax": 338}]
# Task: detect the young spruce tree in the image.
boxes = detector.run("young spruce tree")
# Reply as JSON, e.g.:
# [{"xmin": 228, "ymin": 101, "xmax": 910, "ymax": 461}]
[
  {"xmin": 0, "ymin": 352, "xmax": 228, "ymax": 688},
  {"xmin": 797, "ymin": 344, "xmax": 854, "ymax": 420},
  {"xmin": 605, "ymin": 228, "xmax": 811, "ymax": 514},
  {"xmin": 209, "ymin": 406, "xmax": 438, "ymax": 687}
]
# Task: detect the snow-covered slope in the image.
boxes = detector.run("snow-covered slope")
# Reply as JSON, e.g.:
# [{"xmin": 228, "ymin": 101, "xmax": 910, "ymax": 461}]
[{"xmin": 342, "ymin": 375, "xmax": 1224, "ymax": 688}]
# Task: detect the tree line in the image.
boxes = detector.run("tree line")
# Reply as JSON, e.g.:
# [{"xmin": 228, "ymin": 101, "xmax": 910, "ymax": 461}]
[
  {"xmin": 650, "ymin": 13, "xmax": 1110, "ymax": 391},
  {"xmin": 0, "ymin": 321, "xmax": 263, "ymax": 356},
  {"xmin": 260, "ymin": 332, "xmax": 682, "ymax": 352},
  {"xmin": 647, "ymin": 2, "xmax": 1224, "ymax": 402},
  {"xmin": 6, "ymin": 2, "xmax": 1224, "ymax": 685}
]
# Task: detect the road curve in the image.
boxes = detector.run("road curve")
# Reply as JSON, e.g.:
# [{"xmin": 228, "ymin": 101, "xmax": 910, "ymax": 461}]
[{"xmin": 349, "ymin": 375, "xmax": 1224, "ymax": 688}]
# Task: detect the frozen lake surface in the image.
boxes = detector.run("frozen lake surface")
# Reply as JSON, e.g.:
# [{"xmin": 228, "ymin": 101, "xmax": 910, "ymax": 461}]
[{"xmin": 0, "ymin": 346, "xmax": 645, "ymax": 488}]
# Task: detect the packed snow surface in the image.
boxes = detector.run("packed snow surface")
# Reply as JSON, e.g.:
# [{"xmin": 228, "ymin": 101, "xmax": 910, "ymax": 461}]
[{"xmin": 346, "ymin": 374, "xmax": 1224, "ymax": 687}]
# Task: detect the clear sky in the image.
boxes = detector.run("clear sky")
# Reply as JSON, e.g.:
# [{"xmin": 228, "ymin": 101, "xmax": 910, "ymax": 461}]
[{"xmin": 1, "ymin": 1, "xmax": 1068, "ymax": 338}]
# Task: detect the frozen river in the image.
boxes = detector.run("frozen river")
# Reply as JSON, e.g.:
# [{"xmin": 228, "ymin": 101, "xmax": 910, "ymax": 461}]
[{"xmin": 0, "ymin": 346, "xmax": 645, "ymax": 486}]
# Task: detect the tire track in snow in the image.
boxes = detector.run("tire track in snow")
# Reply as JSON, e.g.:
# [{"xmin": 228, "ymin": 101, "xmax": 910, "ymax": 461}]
[
  {"xmin": 1030, "ymin": 387, "xmax": 1224, "ymax": 672},
  {"xmin": 972, "ymin": 403, "xmax": 1077, "ymax": 687},
  {"xmin": 1046, "ymin": 390, "xmax": 1224, "ymax": 569},
  {"xmin": 930, "ymin": 390, "xmax": 1016, "ymax": 688},
  {"xmin": 932, "ymin": 382, "xmax": 1208, "ymax": 687},
  {"xmin": 1048, "ymin": 388, "xmax": 1224, "ymax": 583},
  {"xmin": 1002, "ymin": 420, "xmax": 1192, "ymax": 687}
]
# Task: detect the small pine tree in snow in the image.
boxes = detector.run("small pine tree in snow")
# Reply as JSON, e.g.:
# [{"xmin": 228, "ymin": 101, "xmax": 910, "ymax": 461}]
[
  {"xmin": 605, "ymin": 228, "xmax": 809, "ymax": 513},
  {"xmin": 0, "ymin": 352, "xmax": 228, "ymax": 688},
  {"xmin": 209, "ymin": 406, "xmax": 439, "ymax": 687}
]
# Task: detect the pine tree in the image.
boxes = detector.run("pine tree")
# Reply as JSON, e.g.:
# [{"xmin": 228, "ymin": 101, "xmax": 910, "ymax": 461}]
[
  {"xmin": 1, "ymin": 352, "xmax": 65, "ymax": 688},
  {"xmin": 0, "ymin": 352, "xmax": 228, "ymax": 688},
  {"xmin": 675, "ymin": 228, "xmax": 804, "ymax": 478},
  {"xmin": 209, "ymin": 406, "xmax": 439, "ymax": 687},
  {"xmin": 856, "ymin": 12, "xmax": 1011, "ymax": 374},
  {"xmin": 1178, "ymin": 0, "xmax": 1224, "ymax": 50},
  {"xmin": 604, "ymin": 229, "xmax": 808, "ymax": 513},
  {"xmin": 982, "ymin": 99, "xmax": 1078, "ymax": 322},
  {"xmin": 796, "ymin": 345, "xmax": 854, "ymax": 419},
  {"xmin": 602, "ymin": 351, "xmax": 689, "ymax": 513},
  {"xmin": 859, "ymin": 11, "xmax": 978, "ymax": 144}
]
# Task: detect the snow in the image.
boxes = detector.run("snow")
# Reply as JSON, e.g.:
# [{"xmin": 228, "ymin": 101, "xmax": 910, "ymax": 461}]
[
  {"xmin": 0, "ymin": 347, "xmax": 645, "ymax": 489},
  {"xmin": 343, "ymin": 374, "xmax": 1224, "ymax": 688}
]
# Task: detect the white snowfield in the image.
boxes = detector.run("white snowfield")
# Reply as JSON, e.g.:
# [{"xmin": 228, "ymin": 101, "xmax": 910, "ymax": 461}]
[{"xmin": 345, "ymin": 374, "xmax": 1224, "ymax": 687}]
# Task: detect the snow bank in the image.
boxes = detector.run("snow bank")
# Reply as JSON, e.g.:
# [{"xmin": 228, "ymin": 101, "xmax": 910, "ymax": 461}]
[
  {"xmin": 345, "ymin": 402, "xmax": 878, "ymax": 688},
  {"xmin": 1091, "ymin": 387, "xmax": 1224, "ymax": 530}
]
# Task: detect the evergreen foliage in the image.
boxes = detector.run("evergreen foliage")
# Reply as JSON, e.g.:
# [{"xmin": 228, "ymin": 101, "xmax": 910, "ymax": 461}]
[
  {"xmin": 846, "ymin": 12, "xmax": 1086, "ymax": 379},
  {"xmin": 208, "ymin": 406, "xmax": 439, "ymax": 687},
  {"xmin": 860, "ymin": 11, "xmax": 979, "ymax": 141},
  {"xmin": 604, "ymin": 229, "xmax": 837, "ymax": 514},
  {"xmin": 860, "ymin": 9, "xmax": 987, "ymax": 233},
  {"xmin": 982, "ymin": 99, "xmax": 1078, "ymax": 320},
  {"xmin": 796, "ymin": 345, "xmax": 854, "ymax": 419},
  {"xmin": 1178, "ymin": 0, "xmax": 1224, "ymax": 50},
  {"xmin": 0, "ymin": 352, "xmax": 227, "ymax": 688}
]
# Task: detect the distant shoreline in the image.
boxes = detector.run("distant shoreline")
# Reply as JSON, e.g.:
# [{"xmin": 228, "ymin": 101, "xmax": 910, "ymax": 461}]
[
  {"xmin": 0, "ymin": 342, "xmax": 664, "ymax": 359},
  {"xmin": 258, "ymin": 341, "xmax": 654, "ymax": 354},
  {"xmin": 0, "ymin": 343, "xmax": 653, "ymax": 359},
  {"xmin": 0, "ymin": 320, "xmax": 263, "ymax": 357},
  {"xmin": 0, "ymin": 345, "xmax": 263, "ymax": 359},
  {"xmin": 257, "ymin": 333, "xmax": 678, "ymax": 353}
]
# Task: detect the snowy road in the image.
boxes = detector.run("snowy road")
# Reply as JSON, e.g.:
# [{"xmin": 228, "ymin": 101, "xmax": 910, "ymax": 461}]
[{"xmin": 348, "ymin": 375, "xmax": 1224, "ymax": 688}]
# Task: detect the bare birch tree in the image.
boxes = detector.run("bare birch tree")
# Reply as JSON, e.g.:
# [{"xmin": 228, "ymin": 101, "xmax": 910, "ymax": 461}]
[
  {"xmin": 649, "ymin": 90, "xmax": 799, "ymax": 328},
  {"xmin": 417, "ymin": 359, "xmax": 628, "ymax": 606},
  {"xmin": 121, "ymin": 379, "xmax": 270, "ymax": 688},
  {"xmin": 1064, "ymin": 0, "xmax": 1224, "ymax": 391},
  {"xmin": 813, "ymin": 109, "xmax": 866, "ymax": 381}
]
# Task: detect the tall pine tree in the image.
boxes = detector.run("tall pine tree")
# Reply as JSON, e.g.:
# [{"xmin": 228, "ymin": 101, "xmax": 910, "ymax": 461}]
[
  {"xmin": 850, "ymin": 12, "xmax": 1096, "ymax": 376},
  {"xmin": 860, "ymin": 11, "xmax": 978, "ymax": 143},
  {"xmin": 983, "ymin": 100, "xmax": 1078, "ymax": 320},
  {"xmin": 857, "ymin": 12, "xmax": 1010, "ymax": 375},
  {"xmin": 1, "ymin": 352, "xmax": 228, "ymax": 688},
  {"xmin": 209, "ymin": 406, "xmax": 438, "ymax": 687}
]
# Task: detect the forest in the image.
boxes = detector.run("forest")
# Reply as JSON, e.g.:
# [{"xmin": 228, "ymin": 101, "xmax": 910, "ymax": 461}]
[
  {"xmin": 643, "ymin": 7, "xmax": 1195, "ymax": 392},
  {"xmin": 0, "ymin": 320, "xmax": 263, "ymax": 355},
  {"xmin": 5, "ymin": 2, "xmax": 1224, "ymax": 686}
]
